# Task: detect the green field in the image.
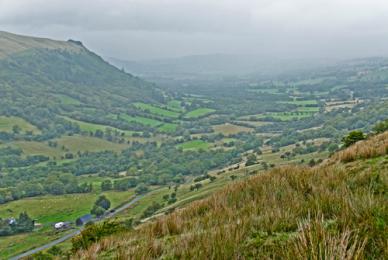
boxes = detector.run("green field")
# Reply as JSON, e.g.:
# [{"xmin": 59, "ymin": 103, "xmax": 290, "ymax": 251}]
[
  {"xmin": 280, "ymin": 99, "xmax": 318, "ymax": 106},
  {"xmin": 134, "ymin": 103, "xmax": 180, "ymax": 118},
  {"xmin": 12, "ymin": 141, "xmax": 64, "ymax": 158},
  {"xmin": 120, "ymin": 114, "xmax": 163, "ymax": 127},
  {"xmin": 55, "ymin": 94, "xmax": 81, "ymax": 105},
  {"xmin": 166, "ymin": 100, "xmax": 185, "ymax": 112},
  {"xmin": 213, "ymin": 123, "xmax": 253, "ymax": 135},
  {"xmin": 251, "ymin": 112, "xmax": 313, "ymax": 121},
  {"xmin": 0, "ymin": 116, "xmax": 40, "ymax": 134},
  {"xmin": 184, "ymin": 108, "xmax": 215, "ymax": 118},
  {"xmin": 0, "ymin": 190, "xmax": 134, "ymax": 259},
  {"xmin": 177, "ymin": 140, "xmax": 211, "ymax": 150},
  {"xmin": 0, "ymin": 191, "xmax": 134, "ymax": 225},
  {"xmin": 63, "ymin": 117, "xmax": 134, "ymax": 135},
  {"xmin": 158, "ymin": 123, "xmax": 178, "ymax": 133},
  {"xmin": 296, "ymin": 106, "xmax": 320, "ymax": 112},
  {"xmin": 248, "ymin": 88, "xmax": 281, "ymax": 94},
  {"xmin": 55, "ymin": 135, "xmax": 129, "ymax": 153}
]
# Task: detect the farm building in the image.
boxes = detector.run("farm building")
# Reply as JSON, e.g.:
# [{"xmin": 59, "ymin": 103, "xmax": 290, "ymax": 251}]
[{"xmin": 76, "ymin": 214, "xmax": 92, "ymax": 226}]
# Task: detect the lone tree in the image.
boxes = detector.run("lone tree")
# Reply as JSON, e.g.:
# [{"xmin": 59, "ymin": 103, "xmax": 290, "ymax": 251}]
[
  {"xmin": 342, "ymin": 131, "xmax": 366, "ymax": 148},
  {"xmin": 91, "ymin": 195, "xmax": 111, "ymax": 217},
  {"xmin": 95, "ymin": 195, "xmax": 111, "ymax": 210}
]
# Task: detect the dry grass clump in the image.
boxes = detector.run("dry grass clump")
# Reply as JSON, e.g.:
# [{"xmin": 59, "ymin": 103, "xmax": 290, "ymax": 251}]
[
  {"xmin": 74, "ymin": 133, "xmax": 388, "ymax": 259},
  {"xmin": 333, "ymin": 131, "xmax": 388, "ymax": 162}
]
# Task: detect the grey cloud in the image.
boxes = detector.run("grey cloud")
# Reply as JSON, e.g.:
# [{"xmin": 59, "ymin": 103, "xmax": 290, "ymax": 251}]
[{"xmin": 1, "ymin": 0, "xmax": 388, "ymax": 60}]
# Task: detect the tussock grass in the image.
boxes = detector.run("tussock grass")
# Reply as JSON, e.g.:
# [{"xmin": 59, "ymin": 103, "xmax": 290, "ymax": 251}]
[
  {"xmin": 73, "ymin": 133, "xmax": 388, "ymax": 259},
  {"xmin": 333, "ymin": 131, "xmax": 388, "ymax": 162}
]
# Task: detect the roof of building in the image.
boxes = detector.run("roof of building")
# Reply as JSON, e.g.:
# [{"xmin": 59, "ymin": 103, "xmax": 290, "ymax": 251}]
[{"xmin": 77, "ymin": 214, "xmax": 92, "ymax": 223}]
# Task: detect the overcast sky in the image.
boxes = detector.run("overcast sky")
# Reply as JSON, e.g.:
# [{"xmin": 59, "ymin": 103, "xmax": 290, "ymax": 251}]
[{"xmin": 1, "ymin": 0, "xmax": 388, "ymax": 61}]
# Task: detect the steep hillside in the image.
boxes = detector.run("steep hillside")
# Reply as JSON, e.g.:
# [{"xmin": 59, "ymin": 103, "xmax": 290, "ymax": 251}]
[
  {"xmin": 0, "ymin": 31, "xmax": 82, "ymax": 59},
  {"xmin": 0, "ymin": 31, "xmax": 163, "ymax": 139},
  {"xmin": 73, "ymin": 132, "xmax": 388, "ymax": 259}
]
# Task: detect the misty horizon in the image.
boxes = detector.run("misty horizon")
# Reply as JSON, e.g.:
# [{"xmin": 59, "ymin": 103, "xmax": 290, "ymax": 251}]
[{"xmin": 1, "ymin": 0, "xmax": 388, "ymax": 61}]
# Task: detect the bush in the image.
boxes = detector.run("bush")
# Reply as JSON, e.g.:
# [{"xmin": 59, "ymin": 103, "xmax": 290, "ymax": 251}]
[
  {"xmin": 91, "ymin": 205, "xmax": 106, "ymax": 217},
  {"xmin": 72, "ymin": 221, "xmax": 121, "ymax": 252},
  {"xmin": 342, "ymin": 131, "xmax": 366, "ymax": 147},
  {"xmin": 95, "ymin": 195, "xmax": 111, "ymax": 210},
  {"xmin": 373, "ymin": 119, "xmax": 388, "ymax": 134}
]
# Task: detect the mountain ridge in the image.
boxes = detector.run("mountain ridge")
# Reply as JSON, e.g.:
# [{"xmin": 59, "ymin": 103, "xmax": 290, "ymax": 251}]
[{"xmin": 0, "ymin": 31, "xmax": 84, "ymax": 59}]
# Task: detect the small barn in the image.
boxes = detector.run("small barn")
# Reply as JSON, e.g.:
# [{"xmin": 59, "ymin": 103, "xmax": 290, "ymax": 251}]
[{"xmin": 76, "ymin": 214, "xmax": 93, "ymax": 226}]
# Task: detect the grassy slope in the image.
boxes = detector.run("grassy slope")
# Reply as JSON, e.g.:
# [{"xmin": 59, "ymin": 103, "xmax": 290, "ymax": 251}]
[
  {"xmin": 74, "ymin": 132, "xmax": 388, "ymax": 259},
  {"xmin": 134, "ymin": 103, "xmax": 180, "ymax": 118},
  {"xmin": 0, "ymin": 116, "xmax": 40, "ymax": 134},
  {"xmin": 0, "ymin": 31, "xmax": 82, "ymax": 59},
  {"xmin": 213, "ymin": 123, "xmax": 253, "ymax": 135},
  {"xmin": 184, "ymin": 108, "xmax": 215, "ymax": 118},
  {"xmin": 177, "ymin": 140, "xmax": 211, "ymax": 150},
  {"xmin": 55, "ymin": 135, "xmax": 129, "ymax": 153}
]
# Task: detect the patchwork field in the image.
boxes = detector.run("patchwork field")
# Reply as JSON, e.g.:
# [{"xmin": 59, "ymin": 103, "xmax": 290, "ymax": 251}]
[
  {"xmin": 120, "ymin": 114, "xmax": 162, "ymax": 127},
  {"xmin": 249, "ymin": 112, "xmax": 313, "ymax": 121},
  {"xmin": 158, "ymin": 123, "xmax": 178, "ymax": 133},
  {"xmin": 166, "ymin": 100, "xmax": 185, "ymax": 112},
  {"xmin": 184, "ymin": 108, "xmax": 215, "ymax": 118},
  {"xmin": 55, "ymin": 135, "xmax": 129, "ymax": 153},
  {"xmin": 12, "ymin": 141, "xmax": 64, "ymax": 158},
  {"xmin": 0, "ymin": 116, "xmax": 40, "ymax": 134},
  {"xmin": 134, "ymin": 103, "xmax": 180, "ymax": 118},
  {"xmin": 177, "ymin": 140, "xmax": 211, "ymax": 150},
  {"xmin": 233, "ymin": 120, "xmax": 270, "ymax": 127},
  {"xmin": 213, "ymin": 123, "xmax": 253, "ymax": 135},
  {"xmin": 55, "ymin": 94, "xmax": 81, "ymax": 105},
  {"xmin": 280, "ymin": 99, "xmax": 318, "ymax": 106},
  {"xmin": 63, "ymin": 117, "xmax": 134, "ymax": 135}
]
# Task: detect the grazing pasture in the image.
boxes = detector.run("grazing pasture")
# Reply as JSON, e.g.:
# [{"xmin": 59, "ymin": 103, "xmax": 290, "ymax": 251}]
[
  {"xmin": 158, "ymin": 123, "xmax": 178, "ymax": 133},
  {"xmin": 213, "ymin": 123, "xmax": 253, "ymax": 135},
  {"xmin": 12, "ymin": 141, "xmax": 64, "ymax": 158},
  {"xmin": 120, "ymin": 114, "xmax": 162, "ymax": 127},
  {"xmin": 184, "ymin": 108, "xmax": 215, "ymax": 118},
  {"xmin": 63, "ymin": 117, "xmax": 134, "ymax": 135},
  {"xmin": 0, "ymin": 191, "xmax": 134, "ymax": 225},
  {"xmin": 167, "ymin": 100, "xmax": 185, "ymax": 112},
  {"xmin": 0, "ymin": 190, "xmax": 134, "ymax": 259},
  {"xmin": 0, "ymin": 116, "xmax": 40, "ymax": 134},
  {"xmin": 177, "ymin": 140, "xmax": 211, "ymax": 151},
  {"xmin": 55, "ymin": 94, "xmax": 81, "ymax": 105},
  {"xmin": 55, "ymin": 135, "xmax": 129, "ymax": 153},
  {"xmin": 134, "ymin": 103, "xmax": 180, "ymax": 118}
]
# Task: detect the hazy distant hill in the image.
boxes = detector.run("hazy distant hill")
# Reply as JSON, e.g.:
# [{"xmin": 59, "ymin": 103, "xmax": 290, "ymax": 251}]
[{"xmin": 108, "ymin": 54, "xmax": 335, "ymax": 79}]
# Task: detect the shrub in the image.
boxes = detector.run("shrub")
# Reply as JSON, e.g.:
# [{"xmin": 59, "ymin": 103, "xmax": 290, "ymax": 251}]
[{"xmin": 342, "ymin": 131, "xmax": 365, "ymax": 148}]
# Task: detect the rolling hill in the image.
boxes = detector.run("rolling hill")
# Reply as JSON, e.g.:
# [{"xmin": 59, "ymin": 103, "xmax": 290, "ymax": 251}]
[
  {"xmin": 0, "ymin": 31, "xmax": 164, "ymax": 139},
  {"xmin": 72, "ymin": 132, "xmax": 388, "ymax": 259}
]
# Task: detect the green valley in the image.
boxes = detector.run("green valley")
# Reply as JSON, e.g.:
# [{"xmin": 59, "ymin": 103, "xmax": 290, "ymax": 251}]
[{"xmin": 0, "ymin": 31, "xmax": 388, "ymax": 259}]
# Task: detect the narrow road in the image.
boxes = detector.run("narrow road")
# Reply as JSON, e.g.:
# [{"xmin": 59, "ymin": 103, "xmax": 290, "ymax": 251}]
[{"xmin": 10, "ymin": 195, "xmax": 142, "ymax": 260}]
